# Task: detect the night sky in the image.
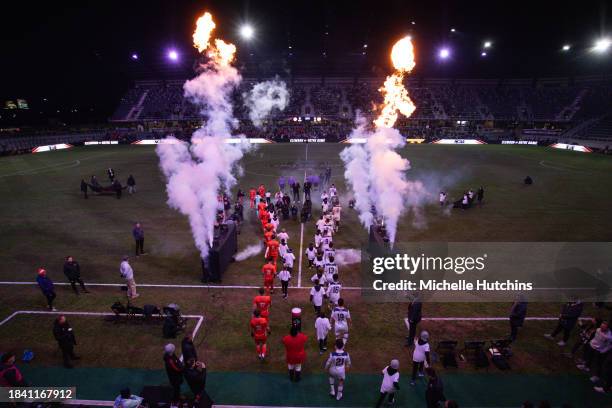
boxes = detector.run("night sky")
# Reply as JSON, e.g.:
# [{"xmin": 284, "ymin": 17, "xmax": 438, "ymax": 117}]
[{"xmin": 1, "ymin": 0, "xmax": 610, "ymax": 122}]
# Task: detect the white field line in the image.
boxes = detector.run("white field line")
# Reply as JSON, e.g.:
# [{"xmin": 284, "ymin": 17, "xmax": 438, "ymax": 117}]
[
  {"xmin": 0, "ymin": 310, "xmax": 205, "ymax": 340},
  {"xmin": 297, "ymin": 143, "xmax": 309, "ymax": 288}
]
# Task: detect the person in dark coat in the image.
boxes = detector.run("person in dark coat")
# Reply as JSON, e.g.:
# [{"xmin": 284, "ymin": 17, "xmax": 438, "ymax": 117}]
[
  {"xmin": 425, "ymin": 368, "xmax": 445, "ymax": 408},
  {"xmin": 183, "ymin": 358, "xmax": 206, "ymax": 401},
  {"xmin": 292, "ymin": 182, "xmax": 301, "ymax": 202},
  {"xmin": 107, "ymin": 167, "xmax": 115, "ymax": 182},
  {"xmin": 477, "ymin": 186, "xmax": 484, "ymax": 206},
  {"xmin": 509, "ymin": 296, "xmax": 528, "ymax": 342},
  {"xmin": 132, "ymin": 222, "xmax": 145, "ymax": 256},
  {"xmin": 53, "ymin": 315, "xmax": 79, "ymax": 368},
  {"xmin": 36, "ymin": 268, "xmax": 56, "ymax": 311},
  {"xmin": 0, "ymin": 352, "xmax": 28, "ymax": 386},
  {"xmin": 545, "ymin": 300, "xmax": 584, "ymax": 346},
  {"xmin": 181, "ymin": 335, "xmax": 198, "ymax": 363},
  {"xmin": 80, "ymin": 179, "xmax": 88, "ymax": 199},
  {"xmin": 163, "ymin": 344, "xmax": 183, "ymax": 404},
  {"xmin": 127, "ymin": 175, "xmax": 136, "ymax": 194},
  {"xmin": 63, "ymin": 256, "xmax": 88, "ymax": 295},
  {"xmin": 113, "ymin": 179, "xmax": 122, "ymax": 199},
  {"xmin": 405, "ymin": 296, "xmax": 422, "ymax": 347}
]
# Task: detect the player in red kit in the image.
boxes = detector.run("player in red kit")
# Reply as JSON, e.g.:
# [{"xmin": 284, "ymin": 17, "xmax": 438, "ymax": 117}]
[
  {"xmin": 249, "ymin": 187, "xmax": 257, "ymax": 209},
  {"xmin": 250, "ymin": 309, "xmax": 270, "ymax": 360},
  {"xmin": 265, "ymin": 235, "xmax": 280, "ymax": 266},
  {"xmin": 262, "ymin": 259, "xmax": 277, "ymax": 294},
  {"xmin": 253, "ymin": 287, "xmax": 272, "ymax": 323}
]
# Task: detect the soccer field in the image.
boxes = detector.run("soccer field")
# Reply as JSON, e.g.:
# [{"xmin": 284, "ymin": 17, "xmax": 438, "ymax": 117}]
[{"xmin": 1, "ymin": 143, "xmax": 611, "ymax": 406}]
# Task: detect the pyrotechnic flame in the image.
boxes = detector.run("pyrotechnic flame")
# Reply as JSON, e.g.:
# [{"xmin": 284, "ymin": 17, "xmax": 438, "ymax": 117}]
[
  {"xmin": 374, "ymin": 36, "xmax": 416, "ymax": 128},
  {"xmin": 192, "ymin": 12, "xmax": 236, "ymax": 66}
]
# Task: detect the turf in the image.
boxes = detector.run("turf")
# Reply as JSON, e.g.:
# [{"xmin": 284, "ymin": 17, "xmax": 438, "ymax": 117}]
[{"xmin": 1, "ymin": 144, "xmax": 611, "ymax": 406}]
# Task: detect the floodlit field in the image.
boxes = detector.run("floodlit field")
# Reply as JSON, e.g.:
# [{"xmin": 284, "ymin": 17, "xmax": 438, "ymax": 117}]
[{"xmin": 1, "ymin": 143, "xmax": 611, "ymax": 405}]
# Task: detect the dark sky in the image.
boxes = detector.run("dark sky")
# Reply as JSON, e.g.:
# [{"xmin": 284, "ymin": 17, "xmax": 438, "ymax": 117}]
[{"xmin": 1, "ymin": 0, "xmax": 610, "ymax": 121}]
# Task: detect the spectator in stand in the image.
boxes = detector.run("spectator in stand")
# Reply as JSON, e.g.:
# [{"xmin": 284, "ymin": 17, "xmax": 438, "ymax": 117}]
[
  {"xmin": 282, "ymin": 326, "xmax": 308, "ymax": 382},
  {"xmin": 80, "ymin": 179, "xmax": 88, "ymax": 199},
  {"xmin": 127, "ymin": 174, "xmax": 136, "ymax": 194},
  {"xmin": 544, "ymin": 300, "xmax": 584, "ymax": 346},
  {"xmin": 375, "ymin": 359, "xmax": 400, "ymax": 407},
  {"xmin": 63, "ymin": 256, "xmax": 89, "ymax": 295},
  {"xmin": 405, "ymin": 295, "xmax": 422, "ymax": 347},
  {"xmin": 132, "ymin": 222, "xmax": 145, "ymax": 256},
  {"xmin": 163, "ymin": 343, "xmax": 183, "ymax": 404},
  {"xmin": 578, "ymin": 321, "xmax": 612, "ymax": 383},
  {"xmin": 509, "ymin": 295, "xmax": 528, "ymax": 342},
  {"xmin": 0, "ymin": 352, "xmax": 28, "ymax": 386},
  {"xmin": 113, "ymin": 388, "xmax": 143, "ymax": 408},
  {"xmin": 120, "ymin": 256, "xmax": 139, "ymax": 299},
  {"xmin": 53, "ymin": 315, "xmax": 79, "ymax": 368},
  {"xmin": 36, "ymin": 268, "xmax": 56, "ymax": 311}
]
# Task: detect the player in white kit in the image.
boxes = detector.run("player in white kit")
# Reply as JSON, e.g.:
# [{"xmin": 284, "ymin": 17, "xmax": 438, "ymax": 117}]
[
  {"xmin": 323, "ymin": 256, "xmax": 338, "ymax": 283},
  {"xmin": 331, "ymin": 298, "xmax": 351, "ymax": 345},
  {"xmin": 325, "ymin": 339, "xmax": 351, "ymax": 400},
  {"xmin": 326, "ymin": 274, "xmax": 342, "ymax": 308},
  {"xmin": 332, "ymin": 203, "xmax": 342, "ymax": 232}
]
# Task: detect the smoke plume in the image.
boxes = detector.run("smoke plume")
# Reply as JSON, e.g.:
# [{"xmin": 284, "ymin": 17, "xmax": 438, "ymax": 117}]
[
  {"xmin": 235, "ymin": 243, "xmax": 263, "ymax": 261},
  {"xmin": 243, "ymin": 78, "xmax": 289, "ymax": 127},
  {"xmin": 157, "ymin": 12, "xmax": 249, "ymax": 259}
]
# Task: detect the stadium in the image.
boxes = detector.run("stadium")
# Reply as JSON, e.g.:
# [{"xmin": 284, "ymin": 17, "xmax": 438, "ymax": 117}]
[{"xmin": 1, "ymin": 1, "xmax": 612, "ymax": 407}]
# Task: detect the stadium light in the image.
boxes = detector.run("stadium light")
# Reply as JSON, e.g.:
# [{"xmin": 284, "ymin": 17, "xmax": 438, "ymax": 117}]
[
  {"xmin": 481, "ymin": 51, "xmax": 487, "ymax": 57},
  {"xmin": 483, "ymin": 41, "xmax": 492, "ymax": 48},
  {"xmin": 593, "ymin": 38, "xmax": 611, "ymax": 53},
  {"xmin": 131, "ymin": 53, "xmax": 139, "ymax": 60},
  {"xmin": 168, "ymin": 50, "xmax": 179, "ymax": 61},
  {"xmin": 240, "ymin": 25, "xmax": 254, "ymax": 40},
  {"xmin": 562, "ymin": 44, "xmax": 571, "ymax": 51},
  {"xmin": 438, "ymin": 48, "xmax": 450, "ymax": 59},
  {"xmin": 450, "ymin": 28, "xmax": 456, "ymax": 33}
]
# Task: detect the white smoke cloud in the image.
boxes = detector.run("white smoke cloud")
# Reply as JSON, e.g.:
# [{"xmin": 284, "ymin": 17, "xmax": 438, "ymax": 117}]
[
  {"xmin": 157, "ymin": 53, "xmax": 250, "ymax": 260},
  {"xmin": 235, "ymin": 243, "xmax": 263, "ymax": 261},
  {"xmin": 340, "ymin": 114, "xmax": 434, "ymax": 244},
  {"xmin": 334, "ymin": 249, "xmax": 361, "ymax": 266},
  {"xmin": 243, "ymin": 78, "xmax": 289, "ymax": 127}
]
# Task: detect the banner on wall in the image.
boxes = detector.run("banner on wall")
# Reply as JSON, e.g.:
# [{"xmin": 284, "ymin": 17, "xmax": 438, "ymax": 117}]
[
  {"xmin": 31, "ymin": 143, "xmax": 73, "ymax": 153},
  {"xmin": 550, "ymin": 143, "xmax": 592, "ymax": 153},
  {"xmin": 432, "ymin": 139, "xmax": 486, "ymax": 145}
]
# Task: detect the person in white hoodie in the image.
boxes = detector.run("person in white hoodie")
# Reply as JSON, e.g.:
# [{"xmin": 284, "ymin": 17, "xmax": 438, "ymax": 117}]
[
  {"xmin": 376, "ymin": 359, "xmax": 400, "ymax": 407},
  {"xmin": 119, "ymin": 256, "xmax": 138, "ymax": 299},
  {"xmin": 577, "ymin": 321, "xmax": 612, "ymax": 383}
]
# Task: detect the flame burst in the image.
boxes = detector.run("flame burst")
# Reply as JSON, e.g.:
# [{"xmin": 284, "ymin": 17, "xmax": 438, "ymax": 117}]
[
  {"xmin": 373, "ymin": 36, "xmax": 416, "ymax": 128},
  {"xmin": 192, "ymin": 12, "xmax": 236, "ymax": 67}
]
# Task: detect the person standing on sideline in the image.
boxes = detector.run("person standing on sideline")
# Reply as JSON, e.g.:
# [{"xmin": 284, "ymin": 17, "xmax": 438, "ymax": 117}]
[
  {"xmin": 544, "ymin": 299, "xmax": 583, "ymax": 346},
  {"xmin": 80, "ymin": 179, "xmax": 88, "ymax": 199},
  {"xmin": 63, "ymin": 256, "xmax": 89, "ymax": 295},
  {"xmin": 410, "ymin": 331, "xmax": 431, "ymax": 386},
  {"xmin": 120, "ymin": 256, "xmax": 139, "ymax": 299},
  {"xmin": 132, "ymin": 222, "xmax": 145, "ymax": 257},
  {"xmin": 375, "ymin": 359, "xmax": 400, "ymax": 407},
  {"xmin": 477, "ymin": 186, "xmax": 484, "ymax": 206},
  {"xmin": 405, "ymin": 296, "xmax": 422, "ymax": 347},
  {"xmin": 292, "ymin": 181, "xmax": 301, "ymax": 202},
  {"xmin": 107, "ymin": 167, "xmax": 115, "ymax": 182},
  {"xmin": 282, "ymin": 326, "xmax": 308, "ymax": 382},
  {"xmin": 0, "ymin": 352, "xmax": 28, "ymax": 386},
  {"xmin": 509, "ymin": 296, "xmax": 528, "ymax": 342},
  {"xmin": 163, "ymin": 344, "xmax": 183, "ymax": 405},
  {"xmin": 315, "ymin": 312, "xmax": 332, "ymax": 354},
  {"xmin": 439, "ymin": 191, "xmax": 446, "ymax": 207},
  {"xmin": 127, "ymin": 174, "xmax": 136, "ymax": 194},
  {"xmin": 577, "ymin": 321, "xmax": 612, "ymax": 383},
  {"xmin": 53, "ymin": 315, "xmax": 79, "ymax": 368},
  {"xmin": 183, "ymin": 358, "xmax": 206, "ymax": 401},
  {"xmin": 36, "ymin": 268, "xmax": 56, "ymax": 311},
  {"xmin": 181, "ymin": 334, "xmax": 198, "ymax": 363},
  {"xmin": 425, "ymin": 368, "xmax": 446, "ymax": 408},
  {"xmin": 310, "ymin": 280, "xmax": 325, "ymax": 315},
  {"xmin": 278, "ymin": 266, "xmax": 291, "ymax": 299}
]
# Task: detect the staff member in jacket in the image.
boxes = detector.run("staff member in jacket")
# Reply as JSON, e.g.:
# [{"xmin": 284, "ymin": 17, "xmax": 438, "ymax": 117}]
[
  {"xmin": 63, "ymin": 256, "xmax": 89, "ymax": 295},
  {"xmin": 53, "ymin": 315, "xmax": 79, "ymax": 368},
  {"xmin": 509, "ymin": 295, "xmax": 528, "ymax": 342},
  {"xmin": 36, "ymin": 268, "xmax": 56, "ymax": 311},
  {"xmin": 544, "ymin": 299, "xmax": 583, "ymax": 346},
  {"xmin": 183, "ymin": 358, "xmax": 207, "ymax": 401},
  {"xmin": 163, "ymin": 344, "xmax": 183, "ymax": 404},
  {"xmin": 405, "ymin": 295, "xmax": 422, "ymax": 347},
  {"xmin": 132, "ymin": 222, "xmax": 145, "ymax": 257}
]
